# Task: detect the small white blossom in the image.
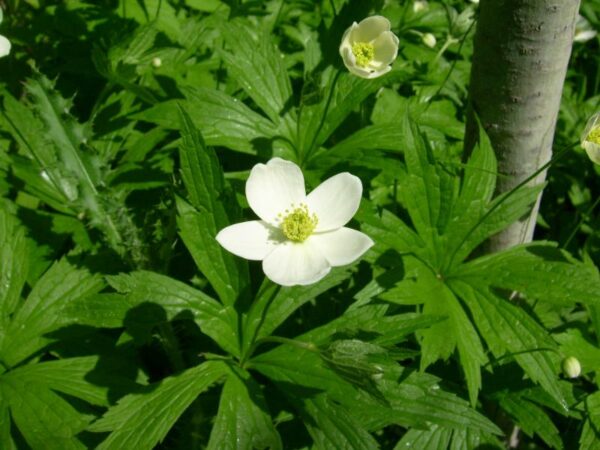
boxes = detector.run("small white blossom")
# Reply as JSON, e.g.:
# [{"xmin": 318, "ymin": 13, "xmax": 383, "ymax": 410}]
[
  {"xmin": 339, "ymin": 16, "xmax": 399, "ymax": 79},
  {"xmin": 151, "ymin": 57, "xmax": 162, "ymax": 68},
  {"xmin": 412, "ymin": 1, "xmax": 428, "ymax": 13},
  {"xmin": 422, "ymin": 33, "xmax": 437, "ymax": 48},
  {"xmin": 581, "ymin": 113, "xmax": 600, "ymax": 165},
  {"xmin": 216, "ymin": 158, "xmax": 373, "ymax": 286},
  {"xmin": 574, "ymin": 15, "xmax": 597, "ymax": 43},
  {"xmin": 0, "ymin": 9, "xmax": 9, "ymax": 58}
]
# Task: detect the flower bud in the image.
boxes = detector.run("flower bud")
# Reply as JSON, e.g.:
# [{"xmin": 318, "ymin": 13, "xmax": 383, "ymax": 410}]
[
  {"xmin": 581, "ymin": 113, "xmax": 600, "ymax": 165},
  {"xmin": 562, "ymin": 356, "xmax": 582, "ymax": 379},
  {"xmin": 413, "ymin": 1, "xmax": 428, "ymax": 13},
  {"xmin": 422, "ymin": 33, "xmax": 437, "ymax": 48},
  {"xmin": 151, "ymin": 57, "xmax": 162, "ymax": 68},
  {"xmin": 454, "ymin": 7, "xmax": 476, "ymax": 36}
]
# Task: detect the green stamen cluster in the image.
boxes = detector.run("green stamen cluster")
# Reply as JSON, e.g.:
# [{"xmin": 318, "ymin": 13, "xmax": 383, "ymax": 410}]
[
  {"xmin": 587, "ymin": 126, "xmax": 600, "ymax": 145},
  {"xmin": 351, "ymin": 42, "xmax": 375, "ymax": 67},
  {"xmin": 279, "ymin": 204, "xmax": 318, "ymax": 242}
]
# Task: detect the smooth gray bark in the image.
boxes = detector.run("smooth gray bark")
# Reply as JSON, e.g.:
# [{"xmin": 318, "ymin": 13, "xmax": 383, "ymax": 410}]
[{"xmin": 466, "ymin": 0, "xmax": 580, "ymax": 252}]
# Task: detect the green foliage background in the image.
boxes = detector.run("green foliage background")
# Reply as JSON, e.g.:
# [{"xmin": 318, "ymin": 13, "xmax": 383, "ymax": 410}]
[{"xmin": 1, "ymin": 0, "xmax": 600, "ymax": 449}]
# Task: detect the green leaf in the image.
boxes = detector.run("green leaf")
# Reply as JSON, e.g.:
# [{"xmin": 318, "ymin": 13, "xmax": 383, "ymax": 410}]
[
  {"xmin": 453, "ymin": 243, "xmax": 600, "ymax": 307},
  {"xmin": 220, "ymin": 20, "xmax": 295, "ymax": 139},
  {"xmin": 299, "ymin": 68, "xmax": 392, "ymax": 159},
  {"xmin": 25, "ymin": 74, "xmax": 122, "ymax": 245},
  {"xmin": 207, "ymin": 367, "xmax": 281, "ymax": 450},
  {"xmin": 89, "ymin": 361, "xmax": 227, "ymax": 450},
  {"xmin": 299, "ymin": 394, "xmax": 379, "ymax": 450},
  {"xmin": 555, "ymin": 329, "xmax": 600, "ymax": 373},
  {"xmin": 0, "ymin": 373, "xmax": 90, "ymax": 450},
  {"xmin": 0, "ymin": 210, "xmax": 28, "ymax": 330},
  {"xmin": 452, "ymin": 280, "xmax": 566, "ymax": 410},
  {"xmin": 394, "ymin": 424, "xmax": 452, "ymax": 450},
  {"xmin": 243, "ymin": 268, "xmax": 353, "ymax": 353},
  {"xmin": 107, "ymin": 271, "xmax": 239, "ymax": 356},
  {"xmin": 0, "ymin": 399, "xmax": 17, "ymax": 450},
  {"xmin": 7, "ymin": 356, "xmax": 140, "ymax": 407},
  {"xmin": 580, "ymin": 391, "xmax": 600, "ymax": 450},
  {"xmin": 134, "ymin": 86, "xmax": 278, "ymax": 154},
  {"xmin": 327, "ymin": 123, "xmax": 408, "ymax": 155},
  {"xmin": 1, "ymin": 258, "xmax": 104, "ymax": 366},
  {"xmin": 498, "ymin": 393, "xmax": 562, "ymax": 449},
  {"xmin": 177, "ymin": 106, "xmax": 249, "ymax": 306}
]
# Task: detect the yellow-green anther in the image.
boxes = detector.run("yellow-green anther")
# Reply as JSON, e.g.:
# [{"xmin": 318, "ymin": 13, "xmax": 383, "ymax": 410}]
[
  {"xmin": 587, "ymin": 126, "xmax": 600, "ymax": 145},
  {"xmin": 281, "ymin": 204, "xmax": 318, "ymax": 242},
  {"xmin": 352, "ymin": 42, "xmax": 375, "ymax": 67}
]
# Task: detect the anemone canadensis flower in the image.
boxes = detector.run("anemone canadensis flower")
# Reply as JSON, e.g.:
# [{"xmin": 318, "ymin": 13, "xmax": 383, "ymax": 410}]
[
  {"xmin": 581, "ymin": 113, "xmax": 600, "ymax": 165},
  {"xmin": 339, "ymin": 16, "xmax": 399, "ymax": 79},
  {"xmin": 0, "ymin": 10, "xmax": 10, "ymax": 58},
  {"xmin": 216, "ymin": 158, "xmax": 374, "ymax": 286}
]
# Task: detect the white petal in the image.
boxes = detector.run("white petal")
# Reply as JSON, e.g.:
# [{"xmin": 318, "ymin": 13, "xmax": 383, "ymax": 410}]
[
  {"xmin": 216, "ymin": 221, "xmax": 281, "ymax": 261},
  {"xmin": 354, "ymin": 16, "xmax": 391, "ymax": 43},
  {"xmin": 0, "ymin": 35, "xmax": 10, "ymax": 58},
  {"xmin": 306, "ymin": 173, "xmax": 363, "ymax": 232},
  {"xmin": 262, "ymin": 241, "xmax": 331, "ymax": 286},
  {"xmin": 372, "ymin": 31, "xmax": 399, "ymax": 67},
  {"xmin": 339, "ymin": 22, "xmax": 357, "ymax": 56},
  {"xmin": 310, "ymin": 228, "xmax": 373, "ymax": 267},
  {"xmin": 245, "ymin": 158, "xmax": 306, "ymax": 225},
  {"xmin": 583, "ymin": 141, "xmax": 600, "ymax": 165}
]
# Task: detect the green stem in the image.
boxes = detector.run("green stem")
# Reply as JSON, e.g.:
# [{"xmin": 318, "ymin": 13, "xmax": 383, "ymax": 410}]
[
  {"xmin": 446, "ymin": 140, "xmax": 579, "ymax": 270},
  {"xmin": 563, "ymin": 195, "xmax": 600, "ymax": 249},
  {"xmin": 301, "ymin": 69, "xmax": 342, "ymax": 166},
  {"xmin": 158, "ymin": 322, "xmax": 185, "ymax": 373},
  {"xmin": 239, "ymin": 283, "xmax": 281, "ymax": 366},
  {"xmin": 255, "ymin": 336, "xmax": 320, "ymax": 353}
]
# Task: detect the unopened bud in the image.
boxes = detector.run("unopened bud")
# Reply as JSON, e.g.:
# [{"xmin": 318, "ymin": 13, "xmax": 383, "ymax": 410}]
[
  {"xmin": 422, "ymin": 33, "xmax": 437, "ymax": 48},
  {"xmin": 151, "ymin": 57, "xmax": 162, "ymax": 68},
  {"xmin": 413, "ymin": 1, "xmax": 428, "ymax": 13},
  {"xmin": 562, "ymin": 356, "xmax": 582, "ymax": 379}
]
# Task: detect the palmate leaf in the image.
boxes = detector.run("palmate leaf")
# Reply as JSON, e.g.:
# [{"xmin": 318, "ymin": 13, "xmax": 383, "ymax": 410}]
[
  {"xmin": 220, "ymin": 19, "xmax": 296, "ymax": 140},
  {"xmin": 207, "ymin": 366, "xmax": 281, "ymax": 450},
  {"xmin": 252, "ymin": 343, "xmax": 500, "ymax": 435},
  {"xmin": 133, "ymin": 86, "xmax": 279, "ymax": 155},
  {"xmin": 367, "ymin": 117, "xmax": 600, "ymax": 407},
  {"xmin": 1, "ymin": 256, "xmax": 104, "ymax": 367},
  {"xmin": 0, "ymin": 375, "xmax": 89, "ymax": 450},
  {"xmin": 105, "ymin": 271, "xmax": 239, "ymax": 357},
  {"xmin": 0, "ymin": 208, "xmax": 28, "ymax": 332},
  {"xmin": 497, "ymin": 392, "xmax": 562, "ymax": 449},
  {"xmin": 89, "ymin": 361, "xmax": 227, "ymax": 450},
  {"xmin": 580, "ymin": 391, "xmax": 600, "ymax": 449},
  {"xmin": 451, "ymin": 280, "xmax": 565, "ymax": 409},
  {"xmin": 452, "ymin": 242, "xmax": 600, "ymax": 307},
  {"xmin": 177, "ymin": 106, "xmax": 249, "ymax": 306},
  {"xmin": 242, "ymin": 268, "xmax": 353, "ymax": 354}
]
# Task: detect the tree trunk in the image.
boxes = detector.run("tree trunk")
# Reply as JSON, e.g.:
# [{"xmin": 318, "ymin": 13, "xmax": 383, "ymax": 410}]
[{"xmin": 466, "ymin": 0, "xmax": 580, "ymax": 252}]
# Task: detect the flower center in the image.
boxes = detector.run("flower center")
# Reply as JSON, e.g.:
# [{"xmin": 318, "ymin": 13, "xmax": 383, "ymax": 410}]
[
  {"xmin": 279, "ymin": 204, "xmax": 318, "ymax": 242},
  {"xmin": 587, "ymin": 126, "xmax": 600, "ymax": 145},
  {"xmin": 352, "ymin": 42, "xmax": 375, "ymax": 67}
]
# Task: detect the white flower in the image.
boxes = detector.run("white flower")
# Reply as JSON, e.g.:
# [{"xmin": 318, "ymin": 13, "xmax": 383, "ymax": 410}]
[
  {"xmin": 151, "ymin": 57, "xmax": 162, "ymax": 68},
  {"xmin": 581, "ymin": 113, "xmax": 600, "ymax": 165},
  {"xmin": 422, "ymin": 33, "xmax": 437, "ymax": 48},
  {"xmin": 216, "ymin": 158, "xmax": 374, "ymax": 287},
  {"xmin": 574, "ymin": 15, "xmax": 597, "ymax": 43},
  {"xmin": 339, "ymin": 16, "xmax": 399, "ymax": 79},
  {"xmin": 412, "ymin": 1, "xmax": 428, "ymax": 13},
  {"xmin": 0, "ymin": 35, "xmax": 9, "ymax": 58},
  {"xmin": 0, "ymin": 8, "xmax": 9, "ymax": 58}
]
